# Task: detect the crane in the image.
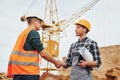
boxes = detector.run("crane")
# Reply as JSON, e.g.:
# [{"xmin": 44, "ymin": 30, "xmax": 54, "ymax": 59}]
[{"xmin": 41, "ymin": 0, "xmax": 100, "ymax": 72}]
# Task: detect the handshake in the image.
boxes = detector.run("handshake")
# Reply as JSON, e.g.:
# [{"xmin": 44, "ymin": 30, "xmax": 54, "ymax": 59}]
[{"xmin": 54, "ymin": 60, "xmax": 66, "ymax": 68}]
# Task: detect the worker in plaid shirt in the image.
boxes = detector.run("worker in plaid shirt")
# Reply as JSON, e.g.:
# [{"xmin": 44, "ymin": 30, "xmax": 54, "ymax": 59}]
[{"xmin": 62, "ymin": 19, "xmax": 101, "ymax": 80}]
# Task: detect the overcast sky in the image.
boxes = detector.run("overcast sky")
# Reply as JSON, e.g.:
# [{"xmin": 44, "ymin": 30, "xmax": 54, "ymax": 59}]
[{"xmin": 0, "ymin": 0, "xmax": 120, "ymax": 73}]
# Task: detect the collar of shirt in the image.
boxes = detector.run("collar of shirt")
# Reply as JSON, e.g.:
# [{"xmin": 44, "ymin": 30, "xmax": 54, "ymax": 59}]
[{"xmin": 78, "ymin": 37, "xmax": 88, "ymax": 43}]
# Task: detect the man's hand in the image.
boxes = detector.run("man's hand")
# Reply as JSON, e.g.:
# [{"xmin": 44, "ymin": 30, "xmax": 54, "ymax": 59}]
[
  {"xmin": 78, "ymin": 60, "xmax": 88, "ymax": 68},
  {"xmin": 61, "ymin": 62, "xmax": 67, "ymax": 68},
  {"xmin": 79, "ymin": 60, "xmax": 98, "ymax": 68},
  {"xmin": 54, "ymin": 60, "xmax": 62, "ymax": 68}
]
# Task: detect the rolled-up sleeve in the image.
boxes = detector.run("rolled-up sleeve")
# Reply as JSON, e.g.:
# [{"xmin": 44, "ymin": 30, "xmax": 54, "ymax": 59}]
[{"xmin": 90, "ymin": 41, "xmax": 101, "ymax": 68}]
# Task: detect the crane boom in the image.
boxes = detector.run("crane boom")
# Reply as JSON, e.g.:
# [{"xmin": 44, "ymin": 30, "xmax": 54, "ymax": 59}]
[{"xmin": 59, "ymin": 0, "xmax": 100, "ymax": 31}]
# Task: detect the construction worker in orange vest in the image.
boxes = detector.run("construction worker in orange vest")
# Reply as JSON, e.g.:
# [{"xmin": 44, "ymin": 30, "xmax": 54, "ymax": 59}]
[{"xmin": 7, "ymin": 15, "xmax": 62, "ymax": 80}]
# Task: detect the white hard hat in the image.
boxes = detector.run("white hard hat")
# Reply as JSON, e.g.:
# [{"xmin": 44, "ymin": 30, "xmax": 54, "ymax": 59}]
[
  {"xmin": 25, "ymin": 10, "xmax": 43, "ymax": 21},
  {"xmin": 21, "ymin": 10, "xmax": 51, "ymax": 28}
]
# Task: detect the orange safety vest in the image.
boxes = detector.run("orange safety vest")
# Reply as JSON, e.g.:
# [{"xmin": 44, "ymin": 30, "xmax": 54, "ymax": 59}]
[{"xmin": 7, "ymin": 27, "xmax": 40, "ymax": 78}]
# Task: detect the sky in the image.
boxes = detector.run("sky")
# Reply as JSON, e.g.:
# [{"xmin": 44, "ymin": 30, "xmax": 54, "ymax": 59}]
[{"xmin": 0, "ymin": 0, "xmax": 120, "ymax": 73}]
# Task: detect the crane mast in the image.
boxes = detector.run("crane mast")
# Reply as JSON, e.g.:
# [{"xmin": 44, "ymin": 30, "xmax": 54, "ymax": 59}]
[
  {"xmin": 44, "ymin": 0, "xmax": 59, "ymax": 26},
  {"xmin": 41, "ymin": 0, "xmax": 60, "ymax": 72}
]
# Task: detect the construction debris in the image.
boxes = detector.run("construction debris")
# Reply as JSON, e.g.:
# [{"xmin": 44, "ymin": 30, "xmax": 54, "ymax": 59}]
[
  {"xmin": 40, "ymin": 72, "xmax": 70, "ymax": 80},
  {"xmin": 106, "ymin": 67, "xmax": 120, "ymax": 80},
  {"xmin": 0, "ymin": 72, "xmax": 12, "ymax": 80}
]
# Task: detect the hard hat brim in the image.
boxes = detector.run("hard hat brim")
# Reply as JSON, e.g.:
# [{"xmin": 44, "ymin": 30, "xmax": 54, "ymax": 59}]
[
  {"xmin": 41, "ymin": 22, "xmax": 51, "ymax": 28},
  {"xmin": 74, "ymin": 23, "xmax": 80, "ymax": 25},
  {"xmin": 74, "ymin": 23, "xmax": 85, "ymax": 27}
]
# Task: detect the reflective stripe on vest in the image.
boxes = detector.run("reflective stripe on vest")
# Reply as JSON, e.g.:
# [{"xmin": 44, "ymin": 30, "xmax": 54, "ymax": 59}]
[
  {"xmin": 12, "ymin": 50, "xmax": 39, "ymax": 57},
  {"xmin": 7, "ymin": 28, "xmax": 40, "ymax": 78},
  {"xmin": 9, "ymin": 50, "xmax": 39, "ymax": 66},
  {"xmin": 9, "ymin": 60, "xmax": 39, "ymax": 66}
]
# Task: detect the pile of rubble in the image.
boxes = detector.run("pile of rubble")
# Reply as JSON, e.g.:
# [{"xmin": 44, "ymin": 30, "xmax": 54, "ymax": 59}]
[
  {"xmin": 40, "ymin": 72, "xmax": 59, "ymax": 80},
  {"xmin": 0, "ymin": 72, "xmax": 12, "ymax": 80},
  {"xmin": 40, "ymin": 72, "xmax": 70, "ymax": 80},
  {"xmin": 92, "ymin": 67, "xmax": 120, "ymax": 80},
  {"xmin": 106, "ymin": 67, "xmax": 120, "ymax": 80}
]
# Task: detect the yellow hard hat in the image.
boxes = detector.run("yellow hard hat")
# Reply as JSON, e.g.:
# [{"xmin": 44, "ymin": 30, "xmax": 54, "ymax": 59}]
[{"xmin": 74, "ymin": 19, "xmax": 91, "ymax": 31}]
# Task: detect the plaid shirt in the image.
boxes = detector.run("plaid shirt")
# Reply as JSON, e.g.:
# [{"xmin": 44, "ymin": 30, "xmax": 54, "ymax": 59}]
[{"xmin": 66, "ymin": 37, "xmax": 101, "ymax": 68}]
